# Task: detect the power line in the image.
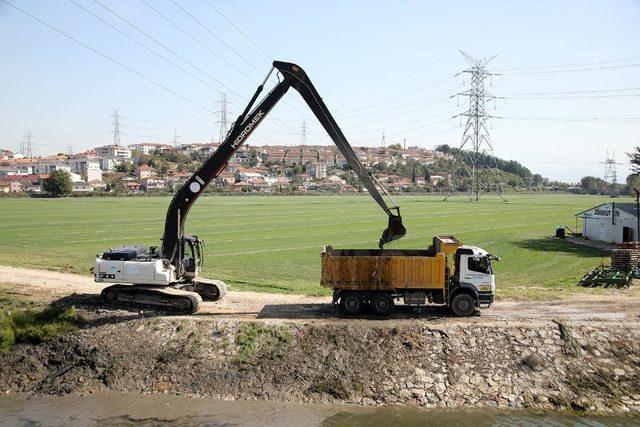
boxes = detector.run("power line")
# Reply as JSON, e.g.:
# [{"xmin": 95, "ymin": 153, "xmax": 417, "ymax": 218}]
[
  {"xmin": 495, "ymin": 55, "xmax": 640, "ymax": 72},
  {"xmin": 203, "ymin": 0, "xmax": 272, "ymax": 60},
  {"xmin": 91, "ymin": 0, "xmax": 244, "ymax": 99},
  {"xmin": 499, "ymin": 87, "xmax": 640, "ymax": 96},
  {"xmin": 138, "ymin": 0, "xmax": 302, "ymax": 136},
  {"xmin": 168, "ymin": 0, "xmax": 263, "ymax": 75},
  {"xmin": 224, "ymin": 0, "xmax": 284, "ymax": 55},
  {"xmin": 340, "ymin": 87, "xmax": 455, "ymax": 120},
  {"xmin": 339, "ymin": 76, "xmax": 453, "ymax": 115},
  {"xmin": 138, "ymin": 0, "xmax": 259, "ymax": 84},
  {"xmin": 498, "ymin": 62, "xmax": 640, "ymax": 75},
  {"xmin": 69, "ymin": 0, "xmax": 222, "ymax": 93},
  {"xmin": 0, "ymin": 0, "xmax": 213, "ymax": 113},
  {"xmin": 496, "ymin": 116, "xmax": 640, "ymax": 122}
]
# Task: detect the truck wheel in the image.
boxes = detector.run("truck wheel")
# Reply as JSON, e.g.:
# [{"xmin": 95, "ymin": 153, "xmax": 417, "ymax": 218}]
[
  {"xmin": 370, "ymin": 293, "xmax": 394, "ymax": 316},
  {"xmin": 451, "ymin": 293, "xmax": 476, "ymax": 317},
  {"xmin": 339, "ymin": 292, "xmax": 365, "ymax": 315}
]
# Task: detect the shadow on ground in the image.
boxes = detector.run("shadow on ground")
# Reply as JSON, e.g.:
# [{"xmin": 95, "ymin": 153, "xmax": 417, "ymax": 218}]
[
  {"xmin": 51, "ymin": 293, "xmax": 163, "ymax": 327},
  {"xmin": 514, "ymin": 237, "xmax": 609, "ymax": 257},
  {"xmin": 257, "ymin": 303, "xmax": 453, "ymax": 321}
]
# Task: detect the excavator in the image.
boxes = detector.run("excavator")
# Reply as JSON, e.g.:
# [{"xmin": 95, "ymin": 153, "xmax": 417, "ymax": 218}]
[{"xmin": 94, "ymin": 61, "xmax": 406, "ymax": 313}]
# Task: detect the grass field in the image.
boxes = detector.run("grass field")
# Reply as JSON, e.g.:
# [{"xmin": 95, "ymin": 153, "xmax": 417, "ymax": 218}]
[{"xmin": 0, "ymin": 193, "xmax": 630, "ymax": 299}]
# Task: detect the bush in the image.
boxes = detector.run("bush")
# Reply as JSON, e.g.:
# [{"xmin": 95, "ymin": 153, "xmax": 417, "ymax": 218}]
[{"xmin": 0, "ymin": 306, "xmax": 79, "ymax": 353}]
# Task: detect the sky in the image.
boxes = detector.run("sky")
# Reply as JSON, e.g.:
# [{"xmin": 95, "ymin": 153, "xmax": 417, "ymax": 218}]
[{"xmin": 0, "ymin": 0, "xmax": 639, "ymax": 182}]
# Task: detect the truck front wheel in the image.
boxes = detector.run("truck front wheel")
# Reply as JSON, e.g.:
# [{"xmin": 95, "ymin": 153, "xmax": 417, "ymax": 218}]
[
  {"xmin": 339, "ymin": 292, "xmax": 365, "ymax": 315},
  {"xmin": 370, "ymin": 293, "xmax": 394, "ymax": 316},
  {"xmin": 451, "ymin": 293, "xmax": 476, "ymax": 317}
]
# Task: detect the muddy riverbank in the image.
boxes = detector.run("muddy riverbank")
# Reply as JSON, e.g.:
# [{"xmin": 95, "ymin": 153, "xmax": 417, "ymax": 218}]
[
  {"xmin": 0, "ymin": 313, "xmax": 638, "ymax": 412},
  {"xmin": 0, "ymin": 265, "xmax": 639, "ymax": 413}
]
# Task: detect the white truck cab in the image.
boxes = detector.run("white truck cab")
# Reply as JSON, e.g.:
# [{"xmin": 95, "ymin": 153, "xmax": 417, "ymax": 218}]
[{"xmin": 453, "ymin": 245, "xmax": 498, "ymax": 307}]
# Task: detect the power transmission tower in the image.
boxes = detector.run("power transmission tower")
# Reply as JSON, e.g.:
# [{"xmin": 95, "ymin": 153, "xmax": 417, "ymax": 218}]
[
  {"xmin": 216, "ymin": 92, "xmax": 229, "ymax": 143},
  {"xmin": 381, "ymin": 131, "xmax": 386, "ymax": 148},
  {"xmin": 602, "ymin": 150, "xmax": 621, "ymax": 197},
  {"xmin": 111, "ymin": 109, "xmax": 121, "ymax": 146},
  {"xmin": 300, "ymin": 119, "xmax": 308, "ymax": 146},
  {"xmin": 172, "ymin": 129, "xmax": 180, "ymax": 147},
  {"xmin": 66, "ymin": 143, "xmax": 73, "ymax": 155},
  {"xmin": 444, "ymin": 51, "xmax": 505, "ymax": 202},
  {"xmin": 21, "ymin": 131, "xmax": 33, "ymax": 158}
]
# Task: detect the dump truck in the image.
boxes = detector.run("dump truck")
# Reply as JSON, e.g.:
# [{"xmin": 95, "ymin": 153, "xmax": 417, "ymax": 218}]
[{"xmin": 321, "ymin": 236, "xmax": 498, "ymax": 317}]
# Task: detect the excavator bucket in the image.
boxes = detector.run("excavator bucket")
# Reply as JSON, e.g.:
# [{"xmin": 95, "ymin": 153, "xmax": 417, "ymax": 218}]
[{"xmin": 379, "ymin": 215, "xmax": 407, "ymax": 248}]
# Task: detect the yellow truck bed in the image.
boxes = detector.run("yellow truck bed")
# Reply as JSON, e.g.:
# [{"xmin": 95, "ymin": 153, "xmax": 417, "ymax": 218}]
[{"xmin": 321, "ymin": 247, "xmax": 446, "ymax": 291}]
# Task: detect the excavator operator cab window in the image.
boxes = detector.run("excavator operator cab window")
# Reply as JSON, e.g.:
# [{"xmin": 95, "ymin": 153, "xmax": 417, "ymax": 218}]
[{"xmin": 182, "ymin": 238, "xmax": 203, "ymax": 275}]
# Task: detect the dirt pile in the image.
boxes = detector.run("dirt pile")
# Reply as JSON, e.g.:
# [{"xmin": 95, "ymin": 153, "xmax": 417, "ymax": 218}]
[{"xmin": 0, "ymin": 312, "xmax": 638, "ymax": 412}]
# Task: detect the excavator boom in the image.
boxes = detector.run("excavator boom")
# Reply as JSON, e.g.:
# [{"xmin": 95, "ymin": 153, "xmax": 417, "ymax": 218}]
[{"xmin": 162, "ymin": 61, "xmax": 407, "ymax": 271}]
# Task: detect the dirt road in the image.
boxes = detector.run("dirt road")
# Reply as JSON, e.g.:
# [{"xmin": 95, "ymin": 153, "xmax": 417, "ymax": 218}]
[{"xmin": 1, "ymin": 265, "xmax": 639, "ymax": 325}]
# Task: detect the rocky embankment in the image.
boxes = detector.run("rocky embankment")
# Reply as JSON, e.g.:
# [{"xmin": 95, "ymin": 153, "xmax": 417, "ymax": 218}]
[{"xmin": 0, "ymin": 314, "xmax": 638, "ymax": 412}]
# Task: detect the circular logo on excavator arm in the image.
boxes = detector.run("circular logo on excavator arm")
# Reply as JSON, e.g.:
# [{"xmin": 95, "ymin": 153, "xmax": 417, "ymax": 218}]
[{"xmin": 189, "ymin": 182, "xmax": 201, "ymax": 193}]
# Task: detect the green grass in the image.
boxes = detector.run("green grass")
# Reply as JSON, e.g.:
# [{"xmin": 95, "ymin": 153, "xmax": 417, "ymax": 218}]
[
  {"xmin": 0, "ymin": 193, "xmax": 632, "ymax": 299},
  {"xmin": 0, "ymin": 305, "xmax": 80, "ymax": 353}
]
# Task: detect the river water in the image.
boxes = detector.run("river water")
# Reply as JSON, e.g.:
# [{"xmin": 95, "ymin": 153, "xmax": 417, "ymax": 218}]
[{"xmin": 0, "ymin": 393, "xmax": 638, "ymax": 426}]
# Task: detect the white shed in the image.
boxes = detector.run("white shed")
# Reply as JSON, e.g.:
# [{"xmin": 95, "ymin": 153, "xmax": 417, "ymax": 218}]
[{"xmin": 576, "ymin": 202, "xmax": 639, "ymax": 243}]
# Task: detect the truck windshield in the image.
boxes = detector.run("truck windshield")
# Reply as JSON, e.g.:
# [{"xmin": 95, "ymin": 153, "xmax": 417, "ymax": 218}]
[{"xmin": 468, "ymin": 256, "xmax": 491, "ymax": 274}]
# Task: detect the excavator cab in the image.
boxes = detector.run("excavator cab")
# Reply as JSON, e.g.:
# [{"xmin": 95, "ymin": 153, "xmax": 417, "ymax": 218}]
[{"xmin": 180, "ymin": 235, "xmax": 204, "ymax": 280}]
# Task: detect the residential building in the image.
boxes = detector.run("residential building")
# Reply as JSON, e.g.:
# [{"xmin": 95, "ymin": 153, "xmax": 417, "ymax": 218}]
[
  {"xmin": 129, "ymin": 142, "xmax": 173, "ymax": 155},
  {"xmin": 136, "ymin": 164, "xmax": 156, "ymax": 179}
]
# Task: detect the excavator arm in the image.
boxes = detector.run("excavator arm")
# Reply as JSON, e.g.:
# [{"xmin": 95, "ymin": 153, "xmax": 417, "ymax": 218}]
[{"xmin": 161, "ymin": 61, "xmax": 406, "ymax": 269}]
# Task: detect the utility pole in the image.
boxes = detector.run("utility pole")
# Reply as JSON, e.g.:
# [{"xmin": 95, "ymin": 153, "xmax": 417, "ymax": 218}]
[
  {"xmin": 111, "ymin": 109, "xmax": 121, "ymax": 146},
  {"xmin": 444, "ymin": 51, "xmax": 505, "ymax": 202},
  {"xmin": 602, "ymin": 150, "xmax": 621, "ymax": 197}
]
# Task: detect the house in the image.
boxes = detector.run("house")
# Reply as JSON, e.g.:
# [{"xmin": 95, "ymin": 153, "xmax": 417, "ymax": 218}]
[
  {"xmin": 72, "ymin": 180, "xmax": 93, "ymax": 193},
  {"xmin": 306, "ymin": 162, "xmax": 327, "ymax": 179},
  {"xmin": 95, "ymin": 145, "xmax": 131, "ymax": 158},
  {"xmin": 95, "ymin": 145, "xmax": 131, "ymax": 171},
  {"xmin": 140, "ymin": 177, "xmax": 166, "ymax": 192},
  {"xmin": 136, "ymin": 165, "xmax": 156, "ymax": 179},
  {"xmin": 576, "ymin": 202, "xmax": 639, "ymax": 243},
  {"xmin": 129, "ymin": 142, "xmax": 173, "ymax": 155},
  {"xmin": 0, "ymin": 180, "xmax": 21, "ymax": 193}
]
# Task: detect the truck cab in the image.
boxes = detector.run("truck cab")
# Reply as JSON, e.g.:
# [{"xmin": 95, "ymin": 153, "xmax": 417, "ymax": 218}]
[{"xmin": 452, "ymin": 245, "xmax": 497, "ymax": 310}]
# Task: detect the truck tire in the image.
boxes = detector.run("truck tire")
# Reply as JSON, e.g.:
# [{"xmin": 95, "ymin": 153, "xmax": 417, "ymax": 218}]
[
  {"xmin": 369, "ymin": 293, "xmax": 394, "ymax": 316},
  {"xmin": 339, "ymin": 292, "xmax": 365, "ymax": 315},
  {"xmin": 451, "ymin": 293, "xmax": 476, "ymax": 317}
]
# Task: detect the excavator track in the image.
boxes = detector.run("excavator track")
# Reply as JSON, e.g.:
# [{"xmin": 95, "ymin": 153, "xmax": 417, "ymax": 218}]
[
  {"xmin": 181, "ymin": 277, "xmax": 228, "ymax": 301},
  {"xmin": 101, "ymin": 284, "xmax": 202, "ymax": 314}
]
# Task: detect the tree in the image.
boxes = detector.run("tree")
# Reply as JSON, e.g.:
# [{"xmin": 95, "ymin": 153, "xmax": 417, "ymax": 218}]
[
  {"xmin": 43, "ymin": 170, "xmax": 72, "ymax": 196},
  {"xmin": 580, "ymin": 176, "xmax": 607, "ymax": 195},
  {"xmin": 388, "ymin": 143, "xmax": 402, "ymax": 150},
  {"xmin": 423, "ymin": 167, "xmax": 431, "ymax": 182},
  {"xmin": 626, "ymin": 174, "xmax": 640, "ymax": 195},
  {"xmin": 628, "ymin": 147, "xmax": 640, "ymax": 174},
  {"xmin": 411, "ymin": 167, "xmax": 416, "ymax": 183}
]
